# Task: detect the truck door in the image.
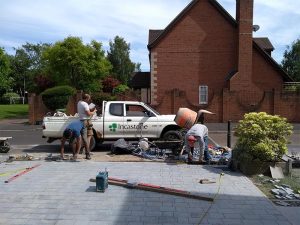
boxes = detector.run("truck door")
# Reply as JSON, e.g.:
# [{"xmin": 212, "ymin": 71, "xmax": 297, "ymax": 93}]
[
  {"xmin": 103, "ymin": 103, "xmax": 125, "ymax": 138},
  {"xmin": 123, "ymin": 103, "xmax": 158, "ymax": 138}
]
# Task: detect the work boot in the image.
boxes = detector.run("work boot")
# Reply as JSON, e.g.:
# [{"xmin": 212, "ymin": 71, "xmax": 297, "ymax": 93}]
[
  {"xmin": 85, "ymin": 153, "xmax": 91, "ymax": 160},
  {"xmin": 187, "ymin": 154, "xmax": 193, "ymax": 164},
  {"xmin": 70, "ymin": 154, "xmax": 78, "ymax": 162}
]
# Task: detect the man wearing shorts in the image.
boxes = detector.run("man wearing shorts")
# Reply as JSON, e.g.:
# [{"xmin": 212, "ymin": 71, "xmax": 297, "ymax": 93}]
[
  {"xmin": 60, "ymin": 120, "xmax": 84, "ymax": 160},
  {"xmin": 77, "ymin": 94, "xmax": 96, "ymax": 160}
]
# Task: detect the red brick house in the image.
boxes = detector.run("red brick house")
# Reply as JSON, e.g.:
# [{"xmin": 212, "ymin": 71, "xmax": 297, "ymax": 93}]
[
  {"xmin": 130, "ymin": 72, "xmax": 151, "ymax": 104},
  {"xmin": 146, "ymin": 0, "xmax": 300, "ymax": 122}
]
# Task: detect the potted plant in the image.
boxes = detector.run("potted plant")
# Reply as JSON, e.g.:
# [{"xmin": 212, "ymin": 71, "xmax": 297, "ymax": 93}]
[{"xmin": 232, "ymin": 112, "xmax": 293, "ymax": 175}]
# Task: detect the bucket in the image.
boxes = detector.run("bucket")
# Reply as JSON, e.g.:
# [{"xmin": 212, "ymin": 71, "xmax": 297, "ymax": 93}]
[{"xmin": 174, "ymin": 108, "xmax": 198, "ymax": 129}]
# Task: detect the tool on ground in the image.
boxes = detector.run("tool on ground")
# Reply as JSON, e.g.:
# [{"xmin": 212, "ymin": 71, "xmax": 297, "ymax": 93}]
[
  {"xmin": 90, "ymin": 176, "xmax": 213, "ymax": 202},
  {"xmin": 199, "ymin": 179, "xmax": 216, "ymax": 184},
  {"xmin": 4, "ymin": 164, "xmax": 41, "ymax": 183},
  {"xmin": 96, "ymin": 169, "xmax": 108, "ymax": 192},
  {"xmin": 0, "ymin": 167, "xmax": 29, "ymax": 177},
  {"xmin": 197, "ymin": 172, "xmax": 225, "ymax": 225}
]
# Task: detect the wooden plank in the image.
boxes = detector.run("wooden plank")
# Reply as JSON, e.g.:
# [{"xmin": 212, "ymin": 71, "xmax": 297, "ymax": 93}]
[
  {"xmin": 4, "ymin": 164, "xmax": 41, "ymax": 183},
  {"xmin": 90, "ymin": 177, "xmax": 213, "ymax": 202}
]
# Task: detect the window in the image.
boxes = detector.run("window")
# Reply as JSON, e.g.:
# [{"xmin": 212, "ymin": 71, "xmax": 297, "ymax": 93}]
[
  {"xmin": 109, "ymin": 103, "xmax": 124, "ymax": 116},
  {"xmin": 199, "ymin": 85, "xmax": 208, "ymax": 104},
  {"xmin": 125, "ymin": 104, "xmax": 148, "ymax": 117}
]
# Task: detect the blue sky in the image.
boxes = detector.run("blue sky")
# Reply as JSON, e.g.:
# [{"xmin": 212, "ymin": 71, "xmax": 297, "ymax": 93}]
[{"xmin": 1, "ymin": 0, "xmax": 299, "ymax": 71}]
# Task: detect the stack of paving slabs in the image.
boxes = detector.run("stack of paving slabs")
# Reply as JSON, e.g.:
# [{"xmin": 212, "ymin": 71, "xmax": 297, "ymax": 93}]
[{"xmin": 271, "ymin": 183, "xmax": 300, "ymax": 206}]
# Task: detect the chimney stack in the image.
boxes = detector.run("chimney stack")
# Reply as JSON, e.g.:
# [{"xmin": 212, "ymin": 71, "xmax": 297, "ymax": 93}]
[{"xmin": 230, "ymin": 0, "xmax": 254, "ymax": 91}]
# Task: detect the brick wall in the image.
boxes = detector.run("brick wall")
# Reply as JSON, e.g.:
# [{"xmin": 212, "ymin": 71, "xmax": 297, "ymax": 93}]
[
  {"xmin": 252, "ymin": 49, "xmax": 283, "ymax": 91},
  {"xmin": 28, "ymin": 93, "xmax": 49, "ymax": 125},
  {"xmin": 148, "ymin": 0, "xmax": 299, "ymax": 122},
  {"xmin": 274, "ymin": 91, "xmax": 300, "ymax": 122},
  {"xmin": 28, "ymin": 91, "xmax": 82, "ymax": 125},
  {"xmin": 152, "ymin": 0, "xmax": 237, "ymax": 114}
]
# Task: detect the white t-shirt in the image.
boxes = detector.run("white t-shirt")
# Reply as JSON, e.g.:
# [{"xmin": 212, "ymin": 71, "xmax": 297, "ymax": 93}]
[{"xmin": 77, "ymin": 100, "xmax": 90, "ymax": 120}]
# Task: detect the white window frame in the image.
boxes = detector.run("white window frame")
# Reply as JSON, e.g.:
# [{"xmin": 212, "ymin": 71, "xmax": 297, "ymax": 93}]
[{"xmin": 199, "ymin": 85, "xmax": 208, "ymax": 104}]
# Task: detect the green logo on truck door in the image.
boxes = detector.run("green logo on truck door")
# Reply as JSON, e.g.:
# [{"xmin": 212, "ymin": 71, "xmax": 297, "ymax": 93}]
[
  {"xmin": 109, "ymin": 123, "xmax": 118, "ymax": 132},
  {"xmin": 108, "ymin": 123, "xmax": 149, "ymax": 132}
]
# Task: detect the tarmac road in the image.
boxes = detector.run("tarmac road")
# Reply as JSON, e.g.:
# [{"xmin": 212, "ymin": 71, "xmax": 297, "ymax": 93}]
[{"xmin": 0, "ymin": 119, "xmax": 299, "ymax": 155}]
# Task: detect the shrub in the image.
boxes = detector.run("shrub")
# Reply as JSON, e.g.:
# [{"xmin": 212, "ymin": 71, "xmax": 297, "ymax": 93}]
[
  {"xmin": 1, "ymin": 92, "xmax": 20, "ymax": 104},
  {"xmin": 234, "ymin": 112, "xmax": 293, "ymax": 162},
  {"xmin": 102, "ymin": 76, "xmax": 120, "ymax": 93},
  {"xmin": 41, "ymin": 85, "xmax": 76, "ymax": 111},
  {"xmin": 91, "ymin": 92, "xmax": 116, "ymax": 108},
  {"xmin": 113, "ymin": 84, "xmax": 129, "ymax": 94}
]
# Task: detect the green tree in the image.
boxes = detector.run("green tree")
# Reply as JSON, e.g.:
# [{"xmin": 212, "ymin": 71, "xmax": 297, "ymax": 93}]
[
  {"xmin": 0, "ymin": 48, "xmax": 13, "ymax": 96},
  {"xmin": 43, "ymin": 37, "xmax": 111, "ymax": 92},
  {"xmin": 9, "ymin": 48, "xmax": 30, "ymax": 96},
  {"xmin": 107, "ymin": 36, "xmax": 140, "ymax": 85},
  {"xmin": 281, "ymin": 38, "xmax": 300, "ymax": 81},
  {"xmin": 10, "ymin": 42, "xmax": 50, "ymax": 95},
  {"xmin": 135, "ymin": 62, "xmax": 141, "ymax": 72}
]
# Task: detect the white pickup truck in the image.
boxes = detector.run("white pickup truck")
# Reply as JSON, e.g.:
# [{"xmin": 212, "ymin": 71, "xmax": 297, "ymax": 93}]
[{"xmin": 42, "ymin": 101, "xmax": 183, "ymax": 149}]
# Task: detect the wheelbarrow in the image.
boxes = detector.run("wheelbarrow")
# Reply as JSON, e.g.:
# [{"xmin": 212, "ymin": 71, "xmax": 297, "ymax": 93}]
[{"xmin": 0, "ymin": 137, "xmax": 12, "ymax": 153}]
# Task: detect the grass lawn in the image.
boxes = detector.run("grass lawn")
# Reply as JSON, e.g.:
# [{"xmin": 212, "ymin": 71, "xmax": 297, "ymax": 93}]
[
  {"xmin": 0, "ymin": 104, "xmax": 29, "ymax": 120},
  {"xmin": 250, "ymin": 169, "xmax": 300, "ymax": 199}
]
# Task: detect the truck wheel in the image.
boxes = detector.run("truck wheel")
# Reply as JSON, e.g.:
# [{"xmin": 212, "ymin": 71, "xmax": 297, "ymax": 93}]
[
  {"xmin": 162, "ymin": 130, "xmax": 183, "ymax": 141},
  {"xmin": 0, "ymin": 141, "xmax": 10, "ymax": 153},
  {"xmin": 89, "ymin": 136, "xmax": 96, "ymax": 151}
]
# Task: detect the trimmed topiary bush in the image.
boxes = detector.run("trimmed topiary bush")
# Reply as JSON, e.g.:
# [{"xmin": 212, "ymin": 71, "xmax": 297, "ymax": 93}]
[
  {"xmin": 234, "ymin": 112, "xmax": 293, "ymax": 162},
  {"xmin": 41, "ymin": 85, "xmax": 76, "ymax": 111}
]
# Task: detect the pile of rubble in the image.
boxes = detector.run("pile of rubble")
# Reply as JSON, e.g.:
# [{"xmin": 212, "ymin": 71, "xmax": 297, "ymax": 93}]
[
  {"xmin": 271, "ymin": 184, "xmax": 300, "ymax": 200},
  {"xmin": 5, "ymin": 154, "xmax": 41, "ymax": 162},
  {"xmin": 209, "ymin": 146, "xmax": 232, "ymax": 165}
]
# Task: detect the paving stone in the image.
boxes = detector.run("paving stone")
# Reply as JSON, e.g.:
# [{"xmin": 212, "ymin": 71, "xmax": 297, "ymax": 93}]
[
  {"xmin": 223, "ymin": 213, "xmax": 243, "ymax": 219},
  {"xmin": 0, "ymin": 161, "xmax": 295, "ymax": 225},
  {"xmin": 0, "ymin": 219, "xmax": 26, "ymax": 225},
  {"xmin": 222, "ymin": 218, "xmax": 243, "ymax": 224},
  {"xmin": 55, "ymin": 220, "xmax": 74, "ymax": 225},
  {"xmin": 242, "ymin": 219, "xmax": 270, "ymax": 225},
  {"xmin": 25, "ymin": 219, "xmax": 56, "ymax": 225}
]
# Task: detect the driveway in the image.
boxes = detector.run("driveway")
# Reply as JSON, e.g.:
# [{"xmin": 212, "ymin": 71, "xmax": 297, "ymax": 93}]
[
  {"xmin": 0, "ymin": 119, "xmax": 299, "ymax": 225},
  {"xmin": 0, "ymin": 160, "xmax": 295, "ymax": 225}
]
